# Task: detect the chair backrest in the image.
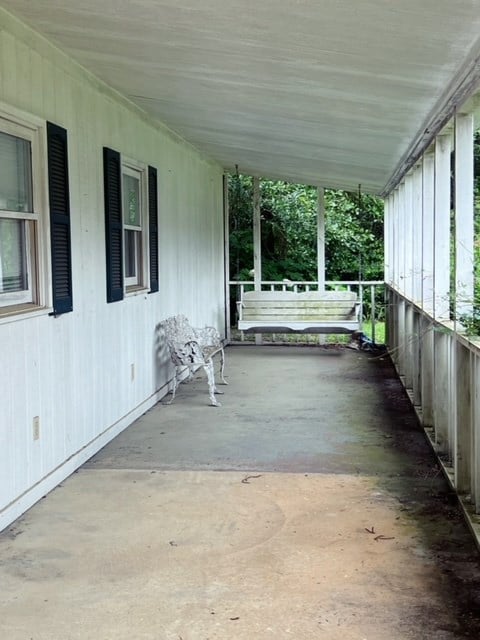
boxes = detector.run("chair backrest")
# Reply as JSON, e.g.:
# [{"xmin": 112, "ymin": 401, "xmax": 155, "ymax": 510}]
[{"xmin": 160, "ymin": 315, "xmax": 196, "ymax": 346}]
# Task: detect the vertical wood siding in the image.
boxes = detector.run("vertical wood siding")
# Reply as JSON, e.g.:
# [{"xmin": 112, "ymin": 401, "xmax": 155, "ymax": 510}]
[{"xmin": 0, "ymin": 10, "xmax": 225, "ymax": 527}]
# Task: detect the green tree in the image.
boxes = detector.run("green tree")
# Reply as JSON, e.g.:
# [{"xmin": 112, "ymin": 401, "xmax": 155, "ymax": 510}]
[
  {"xmin": 325, "ymin": 190, "xmax": 384, "ymax": 281},
  {"xmin": 228, "ymin": 174, "xmax": 384, "ymax": 283}
]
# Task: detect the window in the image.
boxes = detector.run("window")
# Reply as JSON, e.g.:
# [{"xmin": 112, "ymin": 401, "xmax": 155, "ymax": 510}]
[
  {"xmin": 0, "ymin": 112, "xmax": 73, "ymax": 318},
  {"xmin": 0, "ymin": 120, "xmax": 38, "ymax": 310},
  {"xmin": 104, "ymin": 147, "xmax": 158, "ymax": 302},
  {"xmin": 122, "ymin": 164, "xmax": 145, "ymax": 289}
]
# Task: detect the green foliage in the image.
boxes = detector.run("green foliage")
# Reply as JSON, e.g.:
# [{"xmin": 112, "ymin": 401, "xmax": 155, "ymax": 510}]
[
  {"xmin": 453, "ymin": 130, "xmax": 480, "ymax": 333},
  {"xmin": 259, "ymin": 180, "xmax": 318, "ymax": 281},
  {"xmin": 229, "ymin": 174, "xmax": 254, "ymax": 281},
  {"xmin": 228, "ymin": 174, "xmax": 384, "ymax": 283},
  {"xmin": 324, "ymin": 190, "xmax": 384, "ymax": 280}
]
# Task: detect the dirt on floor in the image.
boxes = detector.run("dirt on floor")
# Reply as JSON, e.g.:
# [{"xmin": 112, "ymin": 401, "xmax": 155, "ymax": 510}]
[{"xmin": 1, "ymin": 345, "xmax": 480, "ymax": 640}]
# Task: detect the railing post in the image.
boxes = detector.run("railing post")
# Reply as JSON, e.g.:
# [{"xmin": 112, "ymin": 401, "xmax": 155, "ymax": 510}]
[
  {"xmin": 370, "ymin": 285, "xmax": 376, "ymax": 343},
  {"xmin": 359, "ymin": 283, "xmax": 364, "ymax": 330}
]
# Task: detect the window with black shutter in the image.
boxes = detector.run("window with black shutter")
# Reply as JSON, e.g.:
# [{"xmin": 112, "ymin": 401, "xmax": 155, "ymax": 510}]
[
  {"xmin": 104, "ymin": 149, "xmax": 155, "ymax": 301},
  {"xmin": 47, "ymin": 122, "xmax": 73, "ymax": 315},
  {"xmin": 103, "ymin": 147, "xmax": 124, "ymax": 302},
  {"xmin": 148, "ymin": 166, "xmax": 159, "ymax": 293}
]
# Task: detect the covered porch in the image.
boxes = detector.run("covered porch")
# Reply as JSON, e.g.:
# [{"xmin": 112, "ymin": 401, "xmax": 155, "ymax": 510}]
[
  {"xmin": 1, "ymin": 6, "xmax": 480, "ymax": 632},
  {"xmin": 2, "ymin": 345, "xmax": 480, "ymax": 639}
]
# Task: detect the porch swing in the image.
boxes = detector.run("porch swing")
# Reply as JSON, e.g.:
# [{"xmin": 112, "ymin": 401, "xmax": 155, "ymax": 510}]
[{"xmin": 236, "ymin": 184, "xmax": 362, "ymax": 335}]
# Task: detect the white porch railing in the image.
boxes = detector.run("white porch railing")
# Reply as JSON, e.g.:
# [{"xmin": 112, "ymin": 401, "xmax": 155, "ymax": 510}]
[{"xmin": 229, "ymin": 280, "xmax": 385, "ymax": 342}]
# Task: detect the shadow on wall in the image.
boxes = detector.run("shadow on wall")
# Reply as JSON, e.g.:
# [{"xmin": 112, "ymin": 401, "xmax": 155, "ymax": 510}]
[{"xmin": 153, "ymin": 323, "xmax": 172, "ymax": 394}]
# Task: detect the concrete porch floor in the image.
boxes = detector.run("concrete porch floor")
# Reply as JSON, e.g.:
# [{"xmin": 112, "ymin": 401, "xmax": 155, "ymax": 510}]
[{"xmin": 1, "ymin": 345, "xmax": 480, "ymax": 640}]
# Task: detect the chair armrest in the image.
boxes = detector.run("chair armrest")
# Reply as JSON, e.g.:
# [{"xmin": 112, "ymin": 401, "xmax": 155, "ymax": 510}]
[
  {"xmin": 236, "ymin": 300, "xmax": 244, "ymax": 320},
  {"xmin": 192, "ymin": 325, "xmax": 221, "ymax": 349},
  {"xmin": 169, "ymin": 340, "xmax": 205, "ymax": 365},
  {"xmin": 354, "ymin": 301, "xmax": 362, "ymax": 321}
]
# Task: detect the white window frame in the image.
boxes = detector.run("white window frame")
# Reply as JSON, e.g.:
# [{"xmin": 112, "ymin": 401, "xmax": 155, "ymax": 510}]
[
  {"xmin": 0, "ymin": 106, "xmax": 48, "ymax": 317},
  {"xmin": 121, "ymin": 158, "xmax": 149, "ymax": 293}
]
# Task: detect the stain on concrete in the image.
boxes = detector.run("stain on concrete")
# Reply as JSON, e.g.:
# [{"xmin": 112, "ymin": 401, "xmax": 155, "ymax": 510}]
[{"xmin": 1, "ymin": 345, "xmax": 480, "ymax": 639}]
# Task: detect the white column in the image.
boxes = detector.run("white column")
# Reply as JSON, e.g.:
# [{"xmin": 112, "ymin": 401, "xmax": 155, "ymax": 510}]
[
  {"xmin": 317, "ymin": 187, "xmax": 325, "ymax": 291},
  {"xmin": 223, "ymin": 174, "xmax": 231, "ymax": 340},
  {"xmin": 434, "ymin": 134, "xmax": 452, "ymax": 319},
  {"xmin": 253, "ymin": 176, "xmax": 262, "ymax": 345},
  {"xmin": 455, "ymin": 113, "xmax": 474, "ymax": 317},
  {"xmin": 398, "ymin": 182, "xmax": 405, "ymax": 295},
  {"xmin": 392, "ymin": 189, "xmax": 399, "ymax": 289},
  {"xmin": 253, "ymin": 176, "xmax": 262, "ymax": 291},
  {"xmin": 412, "ymin": 164, "xmax": 423, "ymax": 303},
  {"xmin": 422, "ymin": 151, "xmax": 435, "ymax": 315},
  {"xmin": 404, "ymin": 173, "xmax": 414, "ymax": 300},
  {"xmin": 384, "ymin": 195, "xmax": 390, "ymax": 284}
]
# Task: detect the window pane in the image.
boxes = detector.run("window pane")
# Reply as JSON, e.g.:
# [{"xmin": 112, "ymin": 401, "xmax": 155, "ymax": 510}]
[
  {"xmin": 0, "ymin": 218, "xmax": 28, "ymax": 292},
  {"xmin": 124, "ymin": 229, "xmax": 136, "ymax": 278},
  {"xmin": 0, "ymin": 132, "xmax": 33, "ymax": 212},
  {"xmin": 123, "ymin": 173, "xmax": 140, "ymax": 226}
]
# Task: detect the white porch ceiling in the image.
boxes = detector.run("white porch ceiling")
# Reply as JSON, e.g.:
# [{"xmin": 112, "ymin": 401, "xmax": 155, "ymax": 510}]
[{"xmin": 3, "ymin": 0, "xmax": 480, "ymax": 193}]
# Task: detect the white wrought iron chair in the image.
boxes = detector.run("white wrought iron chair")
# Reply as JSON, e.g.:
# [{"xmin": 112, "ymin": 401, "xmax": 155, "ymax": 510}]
[{"xmin": 160, "ymin": 315, "xmax": 227, "ymax": 407}]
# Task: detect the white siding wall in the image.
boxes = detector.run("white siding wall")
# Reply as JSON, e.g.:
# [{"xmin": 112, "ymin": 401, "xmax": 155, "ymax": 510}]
[{"xmin": 0, "ymin": 10, "xmax": 225, "ymax": 530}]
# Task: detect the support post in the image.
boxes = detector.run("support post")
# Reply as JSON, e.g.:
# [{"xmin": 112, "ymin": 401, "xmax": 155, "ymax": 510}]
[
  {"xmin": 434, "ymin": 134, "xmax": 452, "ymax": 319},
  {"xmin": 422, "ymin": 151, "xmax": 435, "ymax": 315},
  {"xmin": 253, "ymin": 176, "xmax": 262, "ymax": 344},
  {"xmin": 223, "ymin": 174, "xmax": 231, "ymax": 341},
  {"xmin": 404, "ymin": 173, "xmax": 414, "ymax": 300},
  {"xmin": 398, "ymin": 182, "xmax": 405, "ymax": 296},
  {"xmin": 412, "ymin": 164, "xmax": 423, "ymax": 304},
  {"xmin": 317, "ymin": 187, "xmax": 325, "ymax": 292},
  {"xmin": 393, "ymin": 189, "xmax": 399, "ymax": 289},
  {"xmin": 455, "ymin": 113, "xmax": 474, "ymax": 317},
  {"xmin": 384, "ymin": 195, "xmax": 390, "ymax": 285}
]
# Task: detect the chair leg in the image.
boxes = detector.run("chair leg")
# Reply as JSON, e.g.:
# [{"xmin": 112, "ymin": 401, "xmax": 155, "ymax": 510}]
[
  {"xmin": 166, "ymin": 367, "xmax": 180, "ymax": 404},
  {"xmin": 219, "ymin": 348, "xmax": 228, "ymax": 385},
  {"xmin": 203, "ymin": 361, "xmax": 221, "ymax": 407}
]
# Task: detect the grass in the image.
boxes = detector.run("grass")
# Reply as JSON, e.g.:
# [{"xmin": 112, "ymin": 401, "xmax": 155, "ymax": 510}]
[{"xmin": 362, "ymin": 321, "xmax": 385, "ymax": 344}]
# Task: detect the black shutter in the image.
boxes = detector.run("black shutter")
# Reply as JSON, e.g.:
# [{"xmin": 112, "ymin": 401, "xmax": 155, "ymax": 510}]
[
  {"xmin": 148, "ymin": 166, "xmax": 159, "ymax": 293},
  {"xmin": 103, "ymin": 147, "xmax": 123, "ymax": 302},
  {"xmin": 47, "ymin": 122, "xmax": 73, "ymax": 315}
]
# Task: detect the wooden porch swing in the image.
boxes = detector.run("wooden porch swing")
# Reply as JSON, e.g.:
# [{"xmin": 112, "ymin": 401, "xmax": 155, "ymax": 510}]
[{"xmin": 235, "ymin": 178, "xmax": 362, "ymax": 336}]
